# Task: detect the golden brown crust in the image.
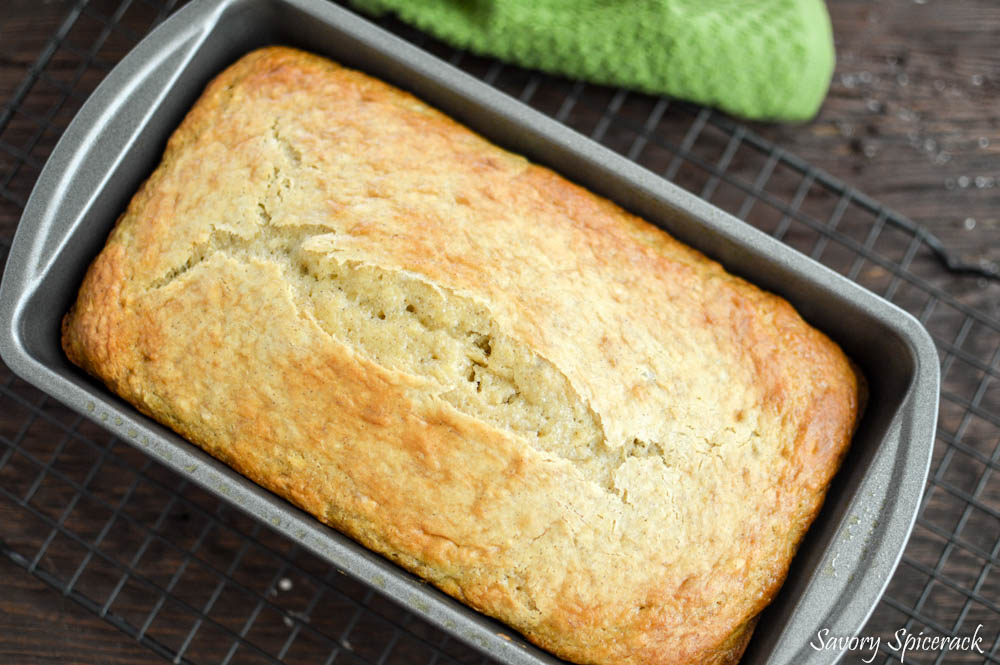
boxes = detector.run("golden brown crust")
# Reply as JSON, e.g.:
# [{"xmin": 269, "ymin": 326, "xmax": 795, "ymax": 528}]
[{"xmin": 62, "ymin": 46, "xmax": 861, "ymax": 665}]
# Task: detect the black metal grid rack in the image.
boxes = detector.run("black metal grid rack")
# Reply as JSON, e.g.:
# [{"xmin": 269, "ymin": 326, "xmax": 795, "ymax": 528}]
[{"xmin": 1, "ymin": 1, "xmax": 998, "ymax": 664}]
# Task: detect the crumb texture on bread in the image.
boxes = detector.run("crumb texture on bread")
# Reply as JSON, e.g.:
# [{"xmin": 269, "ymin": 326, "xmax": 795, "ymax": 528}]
[{"xmin": 62, "ymin": 46, "xmax": 861, "ymax": 665}]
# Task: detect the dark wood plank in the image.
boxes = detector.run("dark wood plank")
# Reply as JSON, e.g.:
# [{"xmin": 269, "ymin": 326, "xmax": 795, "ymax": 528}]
[
  {"xmin": 756, "ymin": 0, "xmax": 1000, "ymax": 276},
  {"xmin": 0, "ymin": 555, "xmax": 156, "ymax": 665}
]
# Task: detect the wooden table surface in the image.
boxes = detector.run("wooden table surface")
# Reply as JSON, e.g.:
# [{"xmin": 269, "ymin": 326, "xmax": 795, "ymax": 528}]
[{"xmin": 1, "ymin": 1, "xmax": 998, "ymax": 664}]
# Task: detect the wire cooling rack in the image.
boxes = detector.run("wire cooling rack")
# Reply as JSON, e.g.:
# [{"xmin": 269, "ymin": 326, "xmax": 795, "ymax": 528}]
[{"xmin": 1, "ymin": 1, "xmax": 998, "ymax": 664}]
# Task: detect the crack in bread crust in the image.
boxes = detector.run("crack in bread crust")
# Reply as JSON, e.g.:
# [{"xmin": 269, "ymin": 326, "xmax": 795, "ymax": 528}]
[{"xmin": 151, "ymin": 215, "xmax": 707, "ymax": 500}]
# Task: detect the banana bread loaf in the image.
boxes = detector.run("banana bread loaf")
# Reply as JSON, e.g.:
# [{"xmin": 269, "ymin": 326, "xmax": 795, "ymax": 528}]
[{"xmin": 62, "ymin": 46, "xmax": 861, "ymax": 665}]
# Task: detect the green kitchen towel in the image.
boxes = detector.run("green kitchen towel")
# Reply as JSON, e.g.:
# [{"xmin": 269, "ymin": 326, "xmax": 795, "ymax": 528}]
[{"xmin": 348, "ymin": 0, "xmax": 835, "ymax": 122}]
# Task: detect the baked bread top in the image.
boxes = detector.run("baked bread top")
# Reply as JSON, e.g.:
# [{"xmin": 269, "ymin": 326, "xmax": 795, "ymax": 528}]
[{"xmin": 63, "ymin": 46, "xmax": 861, "ymax": 665}]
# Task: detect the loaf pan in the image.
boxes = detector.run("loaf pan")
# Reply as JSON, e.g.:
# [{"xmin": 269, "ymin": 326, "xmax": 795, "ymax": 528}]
[{"xmin": 0, "ymin": 0, "xmax": 939, "ymax": 663}]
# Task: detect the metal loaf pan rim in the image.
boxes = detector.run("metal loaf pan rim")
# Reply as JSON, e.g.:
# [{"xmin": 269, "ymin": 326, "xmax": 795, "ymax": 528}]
[{"xmin": 0, "ymin": 0, "xmax": 939, "ymax": 663}]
